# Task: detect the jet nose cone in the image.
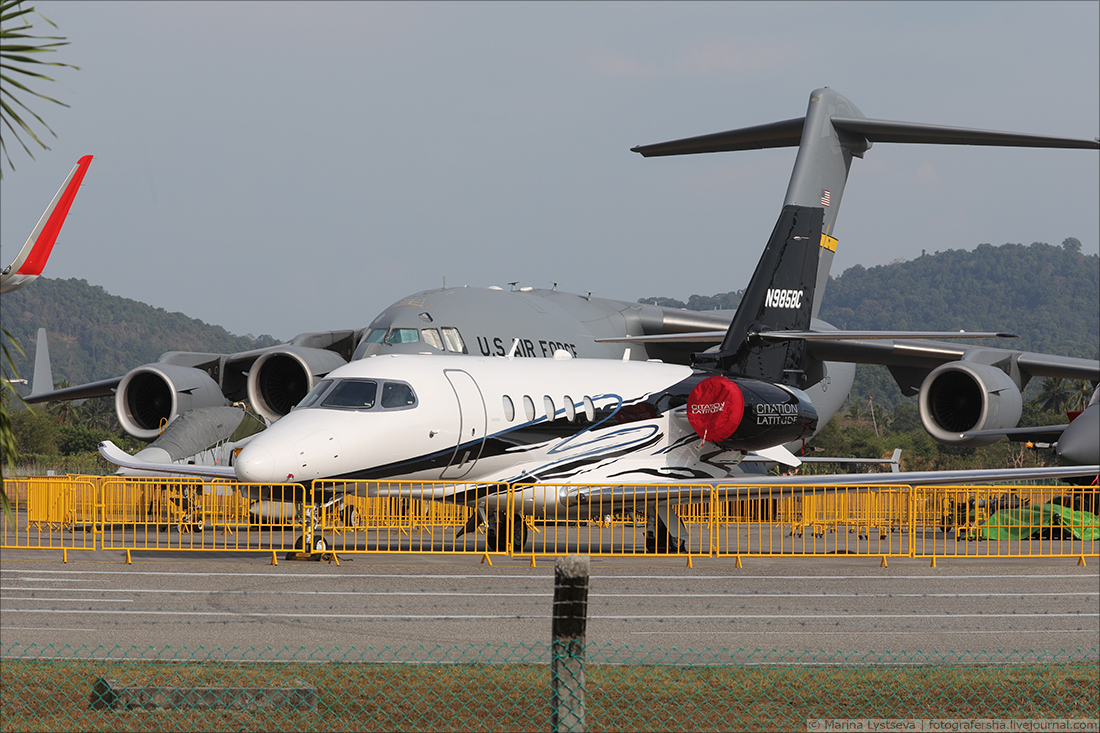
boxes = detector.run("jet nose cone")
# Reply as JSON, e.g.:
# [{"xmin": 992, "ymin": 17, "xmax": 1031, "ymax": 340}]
[
  {"xmin": 1056, "ymin": 407, "xmax": 1099, "ymax": 465},
  {"xmin": 236, "ymin": 445, "xmax": 277, "ymax": 483}
]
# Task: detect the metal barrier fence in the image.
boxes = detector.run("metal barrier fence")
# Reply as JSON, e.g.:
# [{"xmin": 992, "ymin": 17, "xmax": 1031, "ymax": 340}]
[
  {"xmin": 1, "ymin": 643, "xmax": 1096, "ymax": 732},
  {"xmin": 3, "ymin": 477, "xmax": 1097, "ymax": 564}
]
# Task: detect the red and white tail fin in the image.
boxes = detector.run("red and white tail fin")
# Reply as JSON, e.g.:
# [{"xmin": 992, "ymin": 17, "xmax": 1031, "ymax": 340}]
[{"xmin": 1, "ymin": 154, "xmax": 93, "ymax": 294}]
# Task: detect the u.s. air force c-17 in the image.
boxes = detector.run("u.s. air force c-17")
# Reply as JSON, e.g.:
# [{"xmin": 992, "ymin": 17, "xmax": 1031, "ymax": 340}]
[{"xmin": 96, "ymin": 88, "xmax": 1100, "ymax": 551}]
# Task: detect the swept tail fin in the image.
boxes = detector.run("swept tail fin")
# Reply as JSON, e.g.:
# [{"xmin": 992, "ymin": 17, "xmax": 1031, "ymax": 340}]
[
  {"xmin": 634, "ymin": 87, "xmax": 1099, "ymax": 320},
  {"xmin": 634, "ymin": 87, "xmax": 1099, "ymax": 384},
  {"xmin": 1, "ymin": 155, "xmax": 93, "ymax": 294},
  {"xmin": 693, "ymin": 204, "xmax": 826, "ymax": 384}
]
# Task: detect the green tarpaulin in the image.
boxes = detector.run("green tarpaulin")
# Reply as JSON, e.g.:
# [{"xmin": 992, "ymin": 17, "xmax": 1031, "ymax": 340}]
[{"xmin": 980, "ymin": 503, "xmax": 1100, "ymax": 540}]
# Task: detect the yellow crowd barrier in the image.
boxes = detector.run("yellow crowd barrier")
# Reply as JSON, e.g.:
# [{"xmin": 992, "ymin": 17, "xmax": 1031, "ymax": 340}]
[
  {"xmin": 313, "ymin": 480, "xmax": 512, "ymax": 561},
  {"xmin": 2, "ymin": 476, "xmax": 1096, "ymax": 564},
  {"xmin": 1, "ymin": 476, "xmax": 98, "ymax": 556}
]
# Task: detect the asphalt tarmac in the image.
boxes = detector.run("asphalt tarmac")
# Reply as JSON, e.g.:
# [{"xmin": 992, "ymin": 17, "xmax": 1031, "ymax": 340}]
[{"xmin": 2, "ymin": 548, "xmax": 1097, "ymax": 662}]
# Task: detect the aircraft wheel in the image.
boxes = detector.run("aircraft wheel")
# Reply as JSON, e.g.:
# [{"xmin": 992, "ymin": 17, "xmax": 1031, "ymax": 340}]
[
  {"xmin": 486, "ymin": 514, "xmax": 526, "ymax": 553},
  {"xmin": 645, "ymin": 528, "xmax": 685, "ymax": 554},
  {"xmin": 344, "ymin": 505, "xmax": 360, "ymax": 528},
  {"xmin": 292, "ymin": 530, "xmax": 325, "ymax": 548}
]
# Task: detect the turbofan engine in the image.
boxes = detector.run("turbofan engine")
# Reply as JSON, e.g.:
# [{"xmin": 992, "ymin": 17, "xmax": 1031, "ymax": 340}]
[
  {"xmin": 918, "ymin": 362, "xmax": 1023, "ymax": 446},
  {"xmin": 246, "ymin": 346, "xmax": 348, "ymax": 423},
  {"xmin": 116, "ymin": 364, "xmax": 226, "ymax": 441},
  {"xmin": 685, "ymin": 376, "xmax": 818, "ymax": 451}
]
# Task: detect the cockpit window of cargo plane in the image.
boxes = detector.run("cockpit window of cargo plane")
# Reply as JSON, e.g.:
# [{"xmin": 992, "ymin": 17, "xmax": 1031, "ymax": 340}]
[
  {"xmin": 321, "ymin": 380, "xmax": 377, "ymax": 409},
  {"xmin": 422, "ymin": 328, "xmax": 444, "ymax": 350},
  {"xmin": 387, "ymin": 328, "xmax": 420, "ymax": 345},
  {"xmin": 441, "ymin": 327, "xmax": 467, "ymax": 354}
]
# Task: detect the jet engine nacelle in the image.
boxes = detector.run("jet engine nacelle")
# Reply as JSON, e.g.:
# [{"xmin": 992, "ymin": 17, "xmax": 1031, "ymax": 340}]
[
  {"xmin": 116, "ymin": 364, "xmax": 225, "ymax": 441},
  {"xmin": 247, "ymin": 346, "xmax": 348, "ymax": 423},
  {"xmin": 686, "ymin": 376, "xmax": 818, "ymax": 451},
  {"xmin": 918, "ymin": 362, "xmax": 1023, "ymax": 446}
]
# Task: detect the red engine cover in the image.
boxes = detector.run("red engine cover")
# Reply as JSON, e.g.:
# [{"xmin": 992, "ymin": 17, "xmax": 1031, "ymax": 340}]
[{"xmin": 686, "ymin": 376, "xmax": 745, "ymax": 444}]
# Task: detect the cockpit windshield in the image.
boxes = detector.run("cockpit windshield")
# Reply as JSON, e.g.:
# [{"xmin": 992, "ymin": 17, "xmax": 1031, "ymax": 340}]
[
  {"xmin": 321, "ymin": 380, "xmax": 377, "ymax": 409},
  {"xmin": 296, "ymin": 379, "xmax": 333, "ymax": 409}
]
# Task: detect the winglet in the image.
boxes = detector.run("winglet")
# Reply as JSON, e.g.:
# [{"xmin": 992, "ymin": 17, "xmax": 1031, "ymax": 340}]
[
  {"xmin": 29, "ymin": 327, "xmax": 54, "ymax": 399},
  {"xmin": 1, "ymin": 155, "xmax": 93, "ymax": 294}
]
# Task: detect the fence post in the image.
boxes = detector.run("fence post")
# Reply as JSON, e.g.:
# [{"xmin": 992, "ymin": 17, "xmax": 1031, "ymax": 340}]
[{"xmin": 551, "ymin": 555, "xmax": 589, "ymax": 733}]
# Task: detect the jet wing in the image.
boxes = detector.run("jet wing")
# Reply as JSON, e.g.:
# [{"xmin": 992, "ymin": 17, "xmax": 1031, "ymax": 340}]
[
  {"xmin": 98, "ymin": 440, "xmax": 238, "ymax": 480},
  {"xmin": 806, "ymin": 340, "xmax": 1100, "ymax": 386},
  {"xmin": 962, "ymin": 424, "xmax": 1068, "ymax": 443},
  {"xmin": 564, "ymin": 465, "xmax": 1100, "ymax": 507},
  {"xmin": 596, "ymin": 330, "xmax": 1016, "ymax": 345}
]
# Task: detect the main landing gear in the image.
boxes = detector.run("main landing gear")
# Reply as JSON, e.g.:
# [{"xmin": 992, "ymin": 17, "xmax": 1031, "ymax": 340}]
[{"xmin": 645, "ymin": 504, "xmax": 688, "ymax": 554}]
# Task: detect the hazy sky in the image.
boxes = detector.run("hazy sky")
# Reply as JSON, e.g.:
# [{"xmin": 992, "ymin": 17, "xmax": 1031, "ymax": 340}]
[{"xmin": 2, "ymin": 1, "xmax": 1097, "ymax": 340}]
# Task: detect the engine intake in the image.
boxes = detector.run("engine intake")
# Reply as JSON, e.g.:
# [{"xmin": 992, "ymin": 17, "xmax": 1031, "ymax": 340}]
[
  {"xmin": 247, "ymin": 346, "xmax": 348, "ymax": 423},
  {"xmin": 918, "ymin": 362, "xmax": 1022, "ymax": 446},
  {"xmin": 686, "ymin": 376, "xmax": 818, "ymax": 451},
  {"xmin": 115, "ymin": 364, "xmax": 225, "ymax": 441}
]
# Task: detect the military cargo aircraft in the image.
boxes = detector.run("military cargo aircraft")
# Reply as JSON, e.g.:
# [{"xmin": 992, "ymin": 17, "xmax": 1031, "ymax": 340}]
[{"xmin": 1, "ymin": 156, "xmax": 92, "ymax": 295}]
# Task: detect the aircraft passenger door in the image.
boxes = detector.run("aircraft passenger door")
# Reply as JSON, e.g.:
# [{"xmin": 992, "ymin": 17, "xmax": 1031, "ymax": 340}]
[{"xmin": 442, "ymin": 369, "xmax": 487, "ymax": 479}]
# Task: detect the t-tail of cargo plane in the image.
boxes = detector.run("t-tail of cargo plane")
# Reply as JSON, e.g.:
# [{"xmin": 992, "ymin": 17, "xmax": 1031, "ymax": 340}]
[
  {"xmin": 610, "ymin": 87, "xmax": 1098, "ymax": 405},
  {"xmin": 1, "ymin": 155, "xmax": 93, "ymax": 294}
]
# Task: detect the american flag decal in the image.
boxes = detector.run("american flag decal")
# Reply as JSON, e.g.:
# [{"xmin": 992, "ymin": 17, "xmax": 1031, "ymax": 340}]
[{"xmin": 821, "ymin": 189, "xmax": 831, "ymax": 207}]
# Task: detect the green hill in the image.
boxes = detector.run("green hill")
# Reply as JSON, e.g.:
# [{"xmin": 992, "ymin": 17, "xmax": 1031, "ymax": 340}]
[
  {"xmin": 643, "ymin": 240, "xmax": 1099, "ymax": 409},
  {"xmin": 3, "ymin": 240, "xmax": 1096, "ymax": 406},
  {"xmin": 1, "ymin": 277, "xmax": 281, "ymax": 388}
]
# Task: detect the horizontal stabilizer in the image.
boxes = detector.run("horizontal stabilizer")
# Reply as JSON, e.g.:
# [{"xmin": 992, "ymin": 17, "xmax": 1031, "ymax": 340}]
[
  {"xmin": 632, "ymin": 117, "xmax": 805, "ymax": 157},
  {"xmin": 632, "ymin": 116, "xmax": 1099, "ymax": 158},
  {"xmin": 831, "ymin": 118, "xmax": 1100, "ymax": 149}
]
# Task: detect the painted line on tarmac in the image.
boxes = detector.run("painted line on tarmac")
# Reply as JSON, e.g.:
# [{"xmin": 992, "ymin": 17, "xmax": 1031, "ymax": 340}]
[
  {"xmin": 0, "ymin": 597, "xmax": 132, "ymax": 603},
  {"xmin": 3, "ymin": 569, "xmax": 1097, "ymax": 581},
  {"xmin": 638, "ymin": 625, "xmax": 1100, "ymax": 629},
  {"xmin": 3, "ymin": 609, "xmax": 1097, "ymax": 620},
  {"xmin": 2, "ymin": 626, "xmax": 97, "ymax": 632},
  {"xmin": 3, "ymin": 585, "xmax": 1097, "ymax": 599}
]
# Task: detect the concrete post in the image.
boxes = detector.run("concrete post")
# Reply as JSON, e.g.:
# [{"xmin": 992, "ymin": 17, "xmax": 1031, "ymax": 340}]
[{"xmin": 551, "ymin": 555, "xmax": 589, "ymax": 732}]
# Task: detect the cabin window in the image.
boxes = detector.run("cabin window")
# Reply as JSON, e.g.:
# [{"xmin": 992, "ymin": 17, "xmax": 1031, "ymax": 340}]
[
  {"xmin": 563, "ymin": 396, "xmax": 576, "ymax": 422},
  {"xmin": 502, "ymin": 395, "xmax": 515, "ymax": 422},
  {"xmin": 381, "ymin": 382, "xmax": 417, "ymax": 409},
  {"xmin": 421, "ymin": 328, "xmax": 443, "ymax": 350},
  {"xmin": 523, "ymin": 395, "xmax": 536, "ymax": 422},
  {"xmin": 387, "ymin": 328, "xmax": 420, "ymax": 345},
  {"xmin": 544, "ymin": 396, "xmax": 556, "ymax": 422},
  {"xmin": 297, "ymin": 379, "xmax": 333, "ymax": 409},
  {"xmin": 441, "ymin": 327, "xmax": 467, "ymax": 354},
  {"xmin": 322, "ymin": 380, "xmax": 377, "ymax": 409},
  {"xmin": 582, "ymin": 396, "xmax": 596, "ymax": 422}
]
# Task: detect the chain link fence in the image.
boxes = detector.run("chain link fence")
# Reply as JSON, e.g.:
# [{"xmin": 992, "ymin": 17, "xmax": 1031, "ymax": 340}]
[{"xmin": 2, "ymin": 643, "xmax": 1097, "ymax": 732}]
